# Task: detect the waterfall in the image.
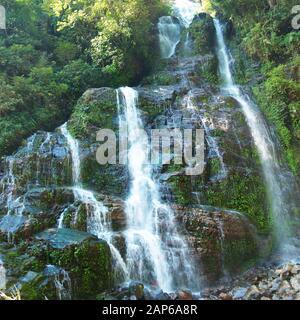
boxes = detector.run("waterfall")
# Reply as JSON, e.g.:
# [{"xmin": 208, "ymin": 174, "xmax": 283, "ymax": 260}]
[
  {"xmin": 173, "ymin": 0, "xmax": 202, "ymax": 28},
  {"xmin": 5, "ymin": 158, "xmax": 24, "ymax": 215},
  {"xmin": 158, "ymin": 0, "xmax": 201, "ymax": 59},
  {"xmin": 158, "ymin": 16, "xmax": 181, "ymax": 59},
  {"xmin": 57, "ymin": 207, "xmax": 68, "ymax": 229},
  {"xmin": 37, "ymin": 132, "xmax": 52, "ymax": 185},
  {"xmin": 0, "ymin": 258, "xmax": 6, "ymax": 290},
  {"xmin": 44, "ymin": 265, "xmax": 72, "ymax": 300},
  {"xmin": 213, "ymin": 18, "xmax": 292, "ymax": 249},
  {"xmin": 54, "ymin": 268, "xmax": 72, "ymax": 300},
  {"xmin": 60, "ymin": 124, "xmax": 81, "ymax": 186},
  {"xmin": 60, "ymin": 123, "xmax": 128, "ymax": 278},
  {"xmin": 0, "ymin": 157, "xmax": 26, "ymax": 243},
  {"xmin": 117, "ymin": 87, "xmax": 196, "ymax": 292}
]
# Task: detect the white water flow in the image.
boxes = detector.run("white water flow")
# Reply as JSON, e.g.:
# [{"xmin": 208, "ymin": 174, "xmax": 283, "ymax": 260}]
[
  {"xmin": 4, "ymin": 158, "xmax": 24, "ymax": 215},
  {"xmin": 60, "ymin": 123, "xmax": 128, "ymax": 278},
  {"xmin": 117, "ymin": 87, "xmax": 196, "ymax": 292},
  {"xmin": 158, "ymin": 16, "xmax": 181, "ymax": 59},
  {"xmin": 173, "ymin": 0, "xmax": 202, "ymax": 28},
  {"xmin": 60, "ymin": 124, "xmax": 81, "ymax": 186},
  {"xmin": 54, "ymin": 269, "xmax": 72, "ymax": 300},
  {"xmin": 57, "ymin": 207, "xmax": 68, "ymax": 229},
  {"xmin": 0, "ymin": 258, "xmax": 6, "ymax": 290},
  {"xmin": 0, "ymin": 157, "xmax": 25, "ymax": 243},
  {"xmin": 214, "ymin": 19, "xmax": 291, "ymax": 245},
  {"xmin": 158, "ymin": 0, "xmax": 201, "ymax": 59}
]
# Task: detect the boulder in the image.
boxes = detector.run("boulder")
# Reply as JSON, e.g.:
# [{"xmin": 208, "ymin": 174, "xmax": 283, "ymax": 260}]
[
  {"xmin": 35, "ymin": 228, "xmax": 113, "ymax": 299},
  {"xmin": 0, "ymin": 131, "xmax": 72, "ymax": 201},
  {"xmin": 190, "ymin": 13, "xmax": 216, "ymax": 55},
  {"xmin": 176, "ymin": 289, "xmax": 193, "ymax": 300},
  {"xmin": 175, "ymin": 205, "xmax": 260, "ymax": 284},
  {"xmin": 136, "ymin": 85, "xmax": 177, "ymax": 119},
  {"xmin": 219, "ymin": 292, "xmax": 233, "ymax": 300},
  {"xmin": 245, "ymin": 285, "xmax": 260, "ymax": 300},
  {"xmin": 290, "ymin": 275, "xmax": 300, "ymax": 291},
  {"xmin": 69, "ymin": 87, "xmax": 118, "ymax": 139}
]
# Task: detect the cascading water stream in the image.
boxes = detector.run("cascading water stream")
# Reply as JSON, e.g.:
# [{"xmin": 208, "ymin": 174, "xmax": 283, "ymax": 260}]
[
  {"xmin": 173, "ymin": 0, "xmax": 202, "ymax": 28},
  {"xmin": 45, "ymin": 265, "xmax": 72, "ymax": 300},
  {"xmin": 60, "ymin": 123, "xmax": 128, "ymax": 278},
  {"xmin": 213, "ymin": 18, "xmax": 293, "ymax": 250},
  {"xmin": 158, "ymin": 0, "xmax": 201, "ymax": 59},
  {"xmin": 117, "ymin": 87, "xmax": 196, "ymax": 292},
  {"xmin": 0, "ymin": 258, "xmax": 6, "ymax": 290},
  {"xmin": 158, "ymin": 16, "xmax": 181, "ymax": 59},
  {"xmin": 54, "ymin": 268, "xmax": 72, "ymax": 300},
  {"xmin": 0, "ymin": 157, "xmax": 26, "ymax": 243}
]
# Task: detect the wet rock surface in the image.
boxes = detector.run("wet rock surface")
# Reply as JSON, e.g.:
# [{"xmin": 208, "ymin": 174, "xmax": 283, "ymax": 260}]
[
  {"xmin": 174, "ymin": 205, "xmax": 261, "ymax": 284},
  {"xmin": 35, "ymin": 228, "xmax": 99, "ymax": 249},
  {"xmin": 0, "ymin": 187, "xmax": 75, "ymax": 242}
]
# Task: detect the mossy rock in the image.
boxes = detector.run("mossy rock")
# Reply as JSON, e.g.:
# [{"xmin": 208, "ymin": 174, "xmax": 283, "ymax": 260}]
[
  {"xmin": 80, "ymin": 150, "xmax": 129, "ymax": 198},
  {"xmin": 137, "ymin": 86, "xmax": 177, "ymax": 121},
  {"xmin": 194, "ymin": 54, "xmax": 219, "ymax": 85},
  {"xmin": 67, "ymin": 87, "xmax": 130, "ymax": 197},
  {"xmin": 142, "ymin": 71, "xmax": 181, "ymax": 86},
  {"xmin": 69, "ymin": 88, "xmax": 118, "ymax": 139},
  {"xmin": 35, "ymin": 228, "xmax": 113, "ymax": 299},
  {"xmin": 190, "ymin": 13, "xmax": 216, "ymax": 55},
  {"xmin": 204, "ymin": 172, "xmax": 270, "ymax": 233},
  {"xmin": 0, "ymin": 187, "xmax": 75, "ymax": 242},
  {"xmin": 176, "ymin": 206, "xmax": 261, "ymax": 284}
]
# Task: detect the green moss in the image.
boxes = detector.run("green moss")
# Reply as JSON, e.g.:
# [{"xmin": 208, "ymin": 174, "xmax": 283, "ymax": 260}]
[
  {"xmin": 143, "ymin": 71, "xmax": 180, "ymax": 86},
  {"xmin": 76, "ymin": 204, "xmax": 88, "ymax": 231},
  {"xmin": 190, "ymin": 14, "xmax": 216, "ymax": 55},
  {"xmin": 209, "ymin": 158, "xmax": 221, "ymax": 176},
  {"xmin": 168, "ymin": 175, "xmax": 194, "ymax": 206},
  {"xmin": 81, "ymin": 155, "xmax": 128, "ymax": 197},
  {"xmin": 62, "ymin": 203, "xmax": 87, "ymax": 231},
  {"xmin": 69, "ymin": 101, "xmax": 117, "ymax": 139},
  {"xmin": 48, "ymin": 239, "xmax": 113, "ymax": 299},
  {"xmin": 20, "ymin": 274, "xmax": 45, "ymax": 300},
  {"xmin": 205, "ymin": 173, "xmax": 270, "ymax": 233},
  {"xmin": 169, "ymin": 167, "xmax": 270, "ymax": 233},
  {"xmin": 252, "ymin": 58, "xmax": 300, "ymax": 174},
  {"xmin": 68, "ymin": 88, "xmax": 118, "ymax": 140},
  {"xmin": 62, "ymin": 208, "xmax": 74, "ymax": 229},
  {"xmin": 195, "ymin": 55, "xmax": 219, "ymax": 85}
]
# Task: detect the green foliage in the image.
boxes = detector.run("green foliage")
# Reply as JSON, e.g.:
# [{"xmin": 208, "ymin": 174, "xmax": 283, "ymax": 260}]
[
  {"xmin": 190, "ymin": 14, "xmax": 216, "ymax": 55},
  {"xmin": 46, "ymin": 0, "xmax": 170, "ymax": 84},
  {"xmin": 253, "ymin": 57, "xmax": 300, "ymax": 171},
  {"xmin": 205, "ymin": 173, "xmax": 270, "ymax": 233},
  {"xmin": 0, "ymin": 44, "xmax": 40, "ymax": 76},
  {"xmin": 0, "ymin": 0, "xmax": 170, "ymax": 157},
  {"xmin": 54, "ymin": 40, "xmax": 78, "ymax": 65},
  {"xmin": 57, "ymin": 59, "xmax": 104, "ymax": 100}
]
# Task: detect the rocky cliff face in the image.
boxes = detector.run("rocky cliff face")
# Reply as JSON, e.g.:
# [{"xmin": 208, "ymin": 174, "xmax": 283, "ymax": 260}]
[{"xmin": 0, "ymin": 14, "xmax": 271, "ymax": 299}]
